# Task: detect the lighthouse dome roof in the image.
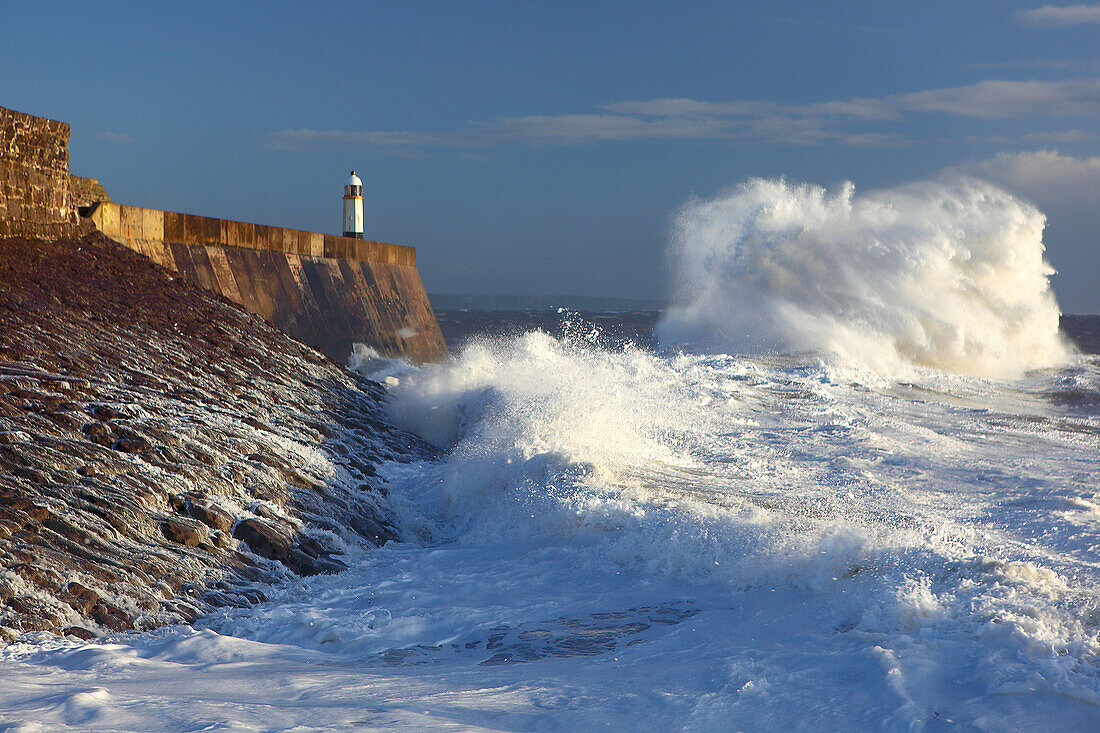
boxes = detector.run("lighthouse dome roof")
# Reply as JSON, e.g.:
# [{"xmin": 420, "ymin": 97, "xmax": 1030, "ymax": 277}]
[{"xmin": 346, "ymin": 171, "xmax": 362, "ymax": 187}]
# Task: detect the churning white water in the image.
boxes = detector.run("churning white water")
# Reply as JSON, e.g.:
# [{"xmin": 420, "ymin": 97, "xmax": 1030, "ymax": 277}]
[
  {"xmin": 658, "ymin": 177, "xmax": 1073, "ymax": 378},
  {"xmin": 2, "ymin": 177, "xmax": 1098, "ymax": 731}
]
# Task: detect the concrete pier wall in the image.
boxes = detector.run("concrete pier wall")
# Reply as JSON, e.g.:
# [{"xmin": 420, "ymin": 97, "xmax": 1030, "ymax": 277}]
[{"xmin": 87, "ymin": 202, "xmax": 447, "ymax": 363}]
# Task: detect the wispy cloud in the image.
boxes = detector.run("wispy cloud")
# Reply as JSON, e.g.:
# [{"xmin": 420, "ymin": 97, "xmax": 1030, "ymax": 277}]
[
  {"xmin": 97, "ymin": 131, "xmax": 136, "ymax": 144},
  {"xmin": 1015, "ymin": 4, "xmax": 1100, "ymax": 26},
  {"xmin": 891, "ymin": 78, "xmax": 1100, "ymax": 117},
  {"xmin": 272, "ymin": 78, "xmax": 1100, "ymax": 151},
  {"xmin": 963, "ymin": 129, "xmax": 1092, "ymax": 145},
  {"xmin": 967, "ymin": 59, "xmax": 1075, "ymax": 70},
  {"xmin": 272, "ymin": 128, "xmax": 485, "ymax": 149},
  {"xmin": 600, "ymin": 97, "xmax": 896, "ymax": 121}
]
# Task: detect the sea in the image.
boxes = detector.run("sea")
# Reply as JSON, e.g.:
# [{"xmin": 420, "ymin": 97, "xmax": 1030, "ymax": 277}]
[{"xmin": 3, "ymin": 177, "xmax": 1100, "ymax": 731}]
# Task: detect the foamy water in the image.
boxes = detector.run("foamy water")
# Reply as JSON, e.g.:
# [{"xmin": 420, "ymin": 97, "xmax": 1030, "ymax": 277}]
[
  {"xmin": 3, "ymin": 178, "xmax": 1099, "ymax": 731},
  {"xmin": 658, "ymin": 177, "xmax": 1073, "ymax": 378}
]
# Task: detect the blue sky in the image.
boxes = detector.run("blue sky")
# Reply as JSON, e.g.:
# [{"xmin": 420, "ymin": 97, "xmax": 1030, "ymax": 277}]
[{"xmin": 2, "ymin": 1, "xmax": 1098, "ymax": 310}]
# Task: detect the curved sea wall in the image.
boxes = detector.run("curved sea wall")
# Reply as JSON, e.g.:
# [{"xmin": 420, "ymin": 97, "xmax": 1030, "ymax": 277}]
[
  {"xmin": 0, "ymin": 231, "xmax": 431, "ymax": 640},
  {"xmin": 86, "ymin": 202, "xmax": 447, "ymax": 363},
  {"xmin": 0, "ymin": 104, "xmax": 446, "ymax": 640},
  {"xmin": 1, "ymin": 103, "xmax": 447, "ymax": 364}
]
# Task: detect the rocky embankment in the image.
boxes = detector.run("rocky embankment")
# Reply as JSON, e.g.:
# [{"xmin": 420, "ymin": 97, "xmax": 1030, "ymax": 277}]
[{"xmin": 0, "ymin": 232, "xmax": 427, "ymax": 641}]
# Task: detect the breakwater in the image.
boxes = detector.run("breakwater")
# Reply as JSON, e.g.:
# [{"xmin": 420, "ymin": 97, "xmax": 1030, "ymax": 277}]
[
  {"xmin": 87, "ymin": 202, "xmax": 446, "ymax": 363},
  {"xmin": 1, "ymin": 103, "xmax": 447, "ymax": 364}
]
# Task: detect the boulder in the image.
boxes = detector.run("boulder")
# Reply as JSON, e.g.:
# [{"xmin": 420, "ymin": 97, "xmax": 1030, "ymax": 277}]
[
  {"xmin": 159, "ymin": 516, "xmax": 208, "ymax": 547},
  {"xmin": 232, "ymin": 517, "xmax": 292, "ymax": 560}
]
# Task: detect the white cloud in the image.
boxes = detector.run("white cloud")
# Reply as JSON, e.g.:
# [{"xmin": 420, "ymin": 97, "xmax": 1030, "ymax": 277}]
[
  {"xmin": 1015, "ymin": 4, "xmax": 1100, "ymax": 26},
  {"xmin": 494, "ymin": 113, "xmax": 730, "ymax": 141},
  {"xmin": 272, "ymin": 78, "xmax": 1100, "ymax": 150},
  {"xmin": 601, "ymin": 97, "xmax": 895, "ymax": 122},
  {"xmin": 944, "ymin": 150, "xmax": 1100, "ymax": 203},
  {"xmin": 891, "ymin": 78, "xmax": 1100, "ymax": 117},
  {"xmin": 600, "ymin": 98, "xmax": 767, "ymax": 117},
  {"xmin": 963, "ymin": 130, "xmax": 1092, "ymax": 144}
]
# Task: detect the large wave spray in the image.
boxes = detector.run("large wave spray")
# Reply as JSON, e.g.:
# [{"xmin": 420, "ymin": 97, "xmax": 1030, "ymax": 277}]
[{"xmin": 656, "ymin": 177, "xmax": 1072, "ymax": 377}]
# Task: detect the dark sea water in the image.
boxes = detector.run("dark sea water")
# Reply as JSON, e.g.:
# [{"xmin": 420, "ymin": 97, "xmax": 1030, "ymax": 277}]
[
  {"xmin": 434, "ymin": 308, "xmax": 661, "ymax": 351},
  {"xmin": 436, "ymin": 309, "xmax": 1100, "ymax": 356},
  {"xmin": 1064, "ymin": 314, "xmax": 1100, "ymax": 354}
]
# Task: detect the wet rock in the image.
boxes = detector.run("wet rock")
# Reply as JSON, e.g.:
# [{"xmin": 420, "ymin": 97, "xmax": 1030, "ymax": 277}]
[
  {"xmin": 286, "ymin": 548, "xmax": 320, "ymax": 576},
  {"xmin": 0, "ymin": 430, "xmax": 33, "ymax": 444},
  {"xmin": 295, "ymin": 535, "xmax": 327, "ymax": 558},
  {"xmin": 60, "ymin": 581, "xmax": 103, "ymax": 614},
  {"xmin": 159, "ymin": 516, "xmax": 208, "ymax": 547},
  {"xmin": 186, "ymin": 501, "xmax": 234, "ymax": 534},
  {"xmin": 12, "ymin": 466, "xmax": 47, "ymax": 483},
  {"xmin": 239, "ymin": 588, "xmax": 268, "ymax": 604},
  {"xmin": 209, "ymin": 529, "xmax": 234, "ymax": 549},
  {"xmin": 287, "ymin": 548, "xmax": 348, "ymax": 576},
  {"xmin": 350, "ymin": 514, "xmax": 398, "ymax": 546},
  {"xmin": 0, "ymin": 233, "xmax": 422, "ymax": 640},
  {"xmin": 165, "ymin": 600, "xmax": 204, "ymax": 623},
  {"xmin": 91, "ymin": 601, "xmax": 132, "ymax": 631},
  {"xmin": 241, "ymin": 416, "xmax": 273, "ymax": 432},
  {"xmin": 91, "ymin": 404, "xmax": 130, "ymax": 422},
  {"xmin": 252, "ymin": 503, "xmax": 283, "ymax": 521},
  {"xmin": 44, "ymin": 411, "xmax": 86, "ymax": 430},
  {"xmin": 5, "ymin": 595, "xmax": 65, "ymax": 631},
  {"xmin": 62, "ymin": 625, "xmax": 97, "ymax": 640},
  {"xmin": 233, "ymin": 517, "xmax": 292, "ymax": 560},
  {"xmin": 81, "ymin": 421, "xmax": 112, "ymax": 446},
  {"xmin": 112, "ymin": 435, "xmax": 149, "ymax": 453},
  {"xmin": 204, "ymin": 590, "xmax": 250, "ymax": 608},
  {"xmin": 7, "ymin": 499, "xmax": 49, "ymax": 523}
]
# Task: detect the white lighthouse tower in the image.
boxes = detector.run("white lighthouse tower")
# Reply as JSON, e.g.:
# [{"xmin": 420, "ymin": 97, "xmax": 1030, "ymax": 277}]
[{"xmin": 343, "ymin": 171, "xmax": 364, "ymax": 239}]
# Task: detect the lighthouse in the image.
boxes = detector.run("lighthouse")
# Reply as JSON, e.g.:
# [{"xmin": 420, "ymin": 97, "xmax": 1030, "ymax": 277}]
[{"xmin": 343, "ymin": 171, "xmax": 364, "ymax": 239}]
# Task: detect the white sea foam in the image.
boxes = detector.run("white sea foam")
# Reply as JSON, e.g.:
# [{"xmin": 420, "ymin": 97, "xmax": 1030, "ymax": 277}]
[
  {"xmin": 4, "ymin": 325, "xmax": 1099, "ymax": 731},
  {"xmin": 657, "ymin": 177, "xmax": 1073, "ymax": 378}
]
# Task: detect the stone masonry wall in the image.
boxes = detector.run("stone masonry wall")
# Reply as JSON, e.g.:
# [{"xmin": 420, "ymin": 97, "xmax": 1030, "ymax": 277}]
[
  {"xmin": 69, "ymin": 175, "xmax": 111, "ymax": 208},
  {"xmin": 1, "ymin": 105, "xmax": 447, "ymax": 363},
  {"xmin": 0, "ymin": 106, "xmax": 79, "ymax": 238},
  {"xmin": 88, "ymin": 202, "xmax": 447, "ymax": 363},
  {"xmin": 89, "ymin": 202, "xmax": 415, "ymax": 265}
]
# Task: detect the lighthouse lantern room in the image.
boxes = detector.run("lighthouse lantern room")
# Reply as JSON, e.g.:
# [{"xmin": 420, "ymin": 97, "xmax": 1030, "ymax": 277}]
[{"xmin": 343, "ymin": 171, "xmax": 364, "ymax": 239}]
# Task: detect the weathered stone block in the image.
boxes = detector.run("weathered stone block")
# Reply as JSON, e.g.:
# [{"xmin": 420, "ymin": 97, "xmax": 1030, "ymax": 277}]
[
  {"xmin": 202, "ymin": 216, "xmax": 219, "ymax": 245},
  {"xmin": 183, "ymin": 214, "xmax": 202, "ymax": 243},
  {"xmin": 254, "ymin": 224, "xmax": 271, "ymax": 251},
  {"xmin": 276, "ymin": 229, "xmax": 292, "ymax": 253},
  {"xmin": 237, "ymin": 220, "xmax": 255, "ymax": 248},
  {"xmin": 141, "ymin": 207, "xmax": 162, "ymax": 239},
  {"xmin": 121, "ymin": 204, "xmax": 143, "ymax": 238},
  {"xmin": 163, "ymin": 210, "xmax": 184, "ymax": 242},
  {"xmin": 98, "ymin": 202, "xmax": 121, "ymax": 237},
  {"xmin": 0, "ymin": 106, "xmax": 78, "ymax": 238}
]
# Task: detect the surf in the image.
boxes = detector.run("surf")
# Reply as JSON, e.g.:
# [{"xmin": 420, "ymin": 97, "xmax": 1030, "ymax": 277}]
[{"xmin": 656, "ymin": 176, "xmax": 1074, "ymax": 378}]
